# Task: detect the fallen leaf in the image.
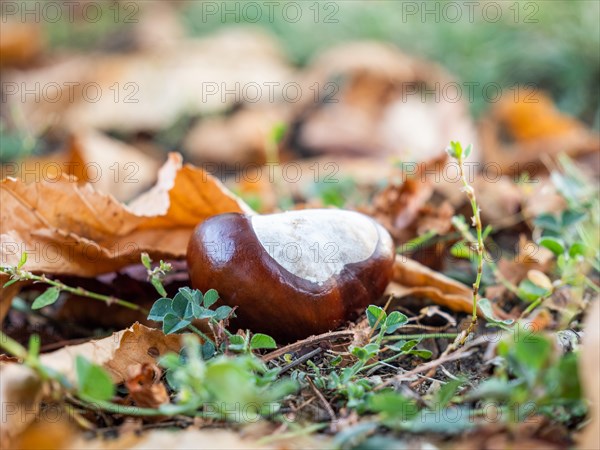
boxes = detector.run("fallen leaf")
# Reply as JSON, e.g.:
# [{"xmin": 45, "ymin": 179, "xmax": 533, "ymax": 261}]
[
  {"xmin": 370, "ymin": 178, "xmax": 434, "ymax": 241},
  {"xmin": 0, "ymin": 153, "xmax": 252, "ymax": 320},
  {"xmin": 106, "ymin": 323, "xmax": 181, "ymax": 381},
  {"xmin": 386, "ymin": 255, "xmax": 480, "ymax": 316},
  {"xmin": 68, "ymin": 131, "xmax": 161, "ymax": 202},
  {"xmin": 0, "ymin": 323, "xmax": 181, "ymax": 446}
]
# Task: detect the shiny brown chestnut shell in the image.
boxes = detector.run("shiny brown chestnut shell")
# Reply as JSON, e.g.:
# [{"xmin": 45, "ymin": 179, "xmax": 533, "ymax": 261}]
[{"xmin": 186, "ymin": 210, "xmax": 394, "ymax": 342}]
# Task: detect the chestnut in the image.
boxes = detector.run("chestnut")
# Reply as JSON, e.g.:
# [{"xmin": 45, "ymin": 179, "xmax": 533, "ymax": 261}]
[{"xmin": 187, "ymin": 209, "xmax": 394, "ymax": 342}]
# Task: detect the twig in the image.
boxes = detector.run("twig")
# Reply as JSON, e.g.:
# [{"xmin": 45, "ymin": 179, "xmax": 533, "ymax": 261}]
[
  {"xmin": 307, "ymin": 377, "xmax": 337, "ymax": 425},
  {"xmin": 278, "ymin": 347, "xmax": 323, "ymax": 375},
  {"xmin": 262, "ymin": 330, "xmax": 354, "ymax": 362}
]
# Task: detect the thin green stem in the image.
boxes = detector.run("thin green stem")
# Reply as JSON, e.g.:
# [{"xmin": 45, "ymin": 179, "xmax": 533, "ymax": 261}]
[
  {"xmin": 459, "ymin": 160, "xmax": 484, "ymax": 324},
  {"xmin": 187, "ymin": 324, "xmax": 215, "ymax": 346},
  {"xmin": 76, "ymin": 396, "xmax": 177, "ymax": 416},
  {"xmin": 0, "ymin": 330, "xmax": 29, "ymax": 360},
  {"xmin": 452, "ymin": 224, "xmax": 520, "ymax": 296},
  {"xmin": 520, "ymin": 297, "xmax": 545, "ymax": 319},
  {"xmin": 453, "ymin": 152, "xmax": 484, "ymax": 343},
  {"xmin": 1, "ymin": 267, "xmax": 148, "ymax": 314}
]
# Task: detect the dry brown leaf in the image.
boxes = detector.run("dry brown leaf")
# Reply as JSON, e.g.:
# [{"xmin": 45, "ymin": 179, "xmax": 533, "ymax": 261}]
[
  {"xmin": 106, "ymin": 323, "xmax": 181, "ymax": 381},
  {"xmin": 125, "ymin": 363, "xmax": 169, "ymax": 409},
  {"xmin": 0, "ymin": 153, "xmax": 252, "ymax": 319},
  {"xmin": 480, "ymin": 91, "xmax": 600, "ymax": 174},
  {"xmin": 370, "ymin": 177, "xmax": 434, "ymax": 242},
  {"xmin": 578, "ymin": 300, "xmax": 600, "ymax": 450},
  {"xmin": 385, "ymin": 255, "xmax": 477, "ymax": 316},
  {"xmin": 42, "ymin": 323, "xmax": 179, "ymax": 384},
  {"xmin": 68, "ymin": 131, "xmax": 161, "ymax": 202},
  {"xmin": 0, "ymin": 323, "xmax": 182, "ymax": 447}
]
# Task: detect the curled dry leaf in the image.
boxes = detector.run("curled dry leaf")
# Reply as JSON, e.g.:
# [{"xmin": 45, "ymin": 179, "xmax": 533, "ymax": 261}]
[
  {"xmin": 106, "ymin": 323, "xmax": 181, "ymax": 382},
  {"xmin": 67, "ymin": 131, "xmax": 161, "ymax": 202},
  {"xmin": 385, "ymin": 255, "xmax": 480, "ymax": 316},
  {"xmin": 125, "ymin": 363, "xmax": 169, "ymax": 409},
  {"xmin": 579, "ymin": 300, "xmax": 600, "ymax": 450},
  {"xmin": 0, "ymin": 323, "xmax": 181, "ymax": 446},
  {"xmin": 0, "ymin": 152, "xmax": 252, "ymax": 320},
  {"xmin": 370, "ymin": 177, "xmax": 434, "ymax": 241}
]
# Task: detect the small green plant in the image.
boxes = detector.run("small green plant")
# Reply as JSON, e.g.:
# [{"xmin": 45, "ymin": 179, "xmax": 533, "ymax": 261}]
[
  {"xmin": 533, "ymin": 156, "xmax": 599, "ymax": 293},
  {"xmin": 296, "ymin": 305, "xmax": 431, "ymax": 411},
  {"xmin": 141, "ymin": 252, "xmax": 173, "ymax": 297},
  {"xmin": 364, "ymin": 328, "xmax": 584, "ymax": 438},
  {"xmin": 446, "ymin": 141, "xmax": 484, "ymax": 342},
  {"xmin": 0, "ymin": 331, "xmax": 295, "ymax": 423},
  {"xmin": 146, "ymin": 287, "xmax": 277, "ymax": 355},
  {"xmin": 148, "ymin": 287, "xmax": 230, "ymax": 336},
  {"xmin": 469, "ymin": 328, "xmax": 585, "ymax": 423},
  {"xmin": 160, "ymin": 335, "xmax": 296, "ymax": 421}
]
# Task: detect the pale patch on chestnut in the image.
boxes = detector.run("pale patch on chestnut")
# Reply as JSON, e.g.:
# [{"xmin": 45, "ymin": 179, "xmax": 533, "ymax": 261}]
[{"xmin": 251, "ymin": 209, "xmax": 391, "ymax": 284}]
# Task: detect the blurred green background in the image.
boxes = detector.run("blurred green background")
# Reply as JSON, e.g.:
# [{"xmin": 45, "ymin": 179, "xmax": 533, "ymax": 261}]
[{"xmin": 42, "ymin": 0, "xmax": 600, "ymax": 124}]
